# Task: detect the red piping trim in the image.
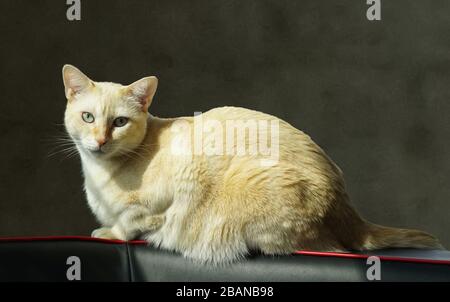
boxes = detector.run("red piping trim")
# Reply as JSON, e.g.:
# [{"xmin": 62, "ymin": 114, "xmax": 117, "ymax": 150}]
[
  {"xmin": 0, "ymin": 236, "xmax": 146, "ymax": 245},
  {"xmin": 0, "ymin": 236, "xmax": 449, "ymax": 265},
  {"xmin": 294, "ymin": 250, "xmax": 450, "ymax": 266}
]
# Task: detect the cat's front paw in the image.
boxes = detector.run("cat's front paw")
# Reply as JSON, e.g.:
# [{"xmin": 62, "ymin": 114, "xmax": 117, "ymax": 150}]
[{"xmin": 91, "ymin": 227, "xmax": 119, "ymax": 240}]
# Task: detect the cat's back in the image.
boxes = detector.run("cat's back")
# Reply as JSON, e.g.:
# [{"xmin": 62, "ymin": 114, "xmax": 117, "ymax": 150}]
[
  {"xmin": 200, "ymin": 106, "xmax": 313, "ymax": 148},
  {"xmin": 199, "ymin": 106, "xmax": 342, "ymax": 180},
  {"xmin": 201, "ymin": 106, "xmax": 283, "ymax": 123}
]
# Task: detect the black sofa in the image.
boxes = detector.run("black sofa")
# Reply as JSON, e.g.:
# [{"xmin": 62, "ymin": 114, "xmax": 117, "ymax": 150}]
[{"xmin": 0, "ymin": 236, "xmax": 449, "ymax": 282}]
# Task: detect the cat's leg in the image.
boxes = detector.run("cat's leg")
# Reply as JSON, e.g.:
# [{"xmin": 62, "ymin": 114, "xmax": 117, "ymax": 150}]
[
  {"xmin": 245, "ymin": 214, "xmax": 347, "ymax": 254},
  {"xmin": 181, "ymin": 219, "xmax": 249, "ymax": 264},
  {"xmin": 110, "ymin": 205, "xmax": 166, "ymax": 241}
]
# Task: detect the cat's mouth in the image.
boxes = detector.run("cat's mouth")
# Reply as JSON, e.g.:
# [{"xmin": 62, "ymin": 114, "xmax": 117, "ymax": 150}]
[
  {"xmin": 85, "ymin": 146, "xmax": 107, "ymax": 156},
  {"xmin": 90, "ymin": 149, "xmax": 104, "ymax": 155}
]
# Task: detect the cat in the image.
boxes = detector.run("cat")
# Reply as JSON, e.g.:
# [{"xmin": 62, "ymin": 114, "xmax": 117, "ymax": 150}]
[{"xmin": 62, "ymin": 64, "xmax": 443, "ymax": 264}]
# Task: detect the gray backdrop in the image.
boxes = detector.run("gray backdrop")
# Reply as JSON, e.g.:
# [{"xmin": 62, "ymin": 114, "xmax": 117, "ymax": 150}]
[{"xmin": 0, "ymin": 0, "xmax": 449, "ymax": 247}]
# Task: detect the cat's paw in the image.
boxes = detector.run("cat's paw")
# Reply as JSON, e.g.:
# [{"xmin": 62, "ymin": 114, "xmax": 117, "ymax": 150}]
[
  {"xmin": 144, "ymin": 214, "xmax": 166, "ymax": 231},
  {"xmin": 91, "ymin": 227, "xmax": 119, "ymax": 240}
]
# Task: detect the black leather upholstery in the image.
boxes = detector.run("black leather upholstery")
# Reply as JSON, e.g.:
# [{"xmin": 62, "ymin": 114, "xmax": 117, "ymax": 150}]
[
  {"xmin": 0, "ymin": 237, "xmax": 449, "ymax": 282},
  {"xmin": 0, "ymin": 239, "xmax": 129, "ymax": 282}
]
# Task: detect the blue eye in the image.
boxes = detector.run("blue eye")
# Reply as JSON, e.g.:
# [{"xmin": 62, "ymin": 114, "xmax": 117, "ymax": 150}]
[
  {"xmin": 82, "ymin": 112, "xmax": 95, "ymax": 123},
  {"xmin": 113, "ymin": 117, "xmax": 129, "ymax": 127}
]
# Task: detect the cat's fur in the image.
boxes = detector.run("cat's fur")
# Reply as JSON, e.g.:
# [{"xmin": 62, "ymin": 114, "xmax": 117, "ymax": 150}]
[{"xmin": 62, "ymin": 64, "xmax": 443, "ymax": 264}]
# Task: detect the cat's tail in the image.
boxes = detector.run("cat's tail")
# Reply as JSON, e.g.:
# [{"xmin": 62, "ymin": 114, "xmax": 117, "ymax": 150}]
[{"xmin": 360, "ymin": 223, "xmax": 444, "ymax": 250}]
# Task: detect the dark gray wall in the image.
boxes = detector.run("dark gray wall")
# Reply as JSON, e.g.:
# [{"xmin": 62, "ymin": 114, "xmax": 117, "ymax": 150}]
[{"xmin": 0, "ymin": 0, "xmax": 449, "ymax": 247}]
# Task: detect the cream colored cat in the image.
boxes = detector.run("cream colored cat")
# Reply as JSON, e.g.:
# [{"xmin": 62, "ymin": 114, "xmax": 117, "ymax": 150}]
[{"xmin": 62, "ymin": 64, "xmax": 442, "ymax": 264}]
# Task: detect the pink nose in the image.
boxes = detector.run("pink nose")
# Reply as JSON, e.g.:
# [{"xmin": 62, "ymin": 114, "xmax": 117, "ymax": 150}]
[{"xmin": 97, "ymin": 138, "xmax": 107, "ymax": 147}]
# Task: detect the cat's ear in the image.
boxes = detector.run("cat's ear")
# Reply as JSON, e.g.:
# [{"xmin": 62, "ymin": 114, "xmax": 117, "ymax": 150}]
[
  {"xmin": 125, "ymin": 76, "xmax": 158, "ymax": 112},
  {"xmin": 62, "ymin": 64, "xmax": 94, "ymax": 100}
]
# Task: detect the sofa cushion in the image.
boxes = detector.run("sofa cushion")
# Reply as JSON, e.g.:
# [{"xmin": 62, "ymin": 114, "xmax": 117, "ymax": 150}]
[{"xmin": 0, "ymin": 236, "xmax": 448, "ymax": 282}]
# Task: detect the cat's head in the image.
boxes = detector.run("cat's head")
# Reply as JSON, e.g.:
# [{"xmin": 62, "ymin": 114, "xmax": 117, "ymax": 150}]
[{"xmin": 62, "ymin": 65, "xmax": 158, "ymax": 160}]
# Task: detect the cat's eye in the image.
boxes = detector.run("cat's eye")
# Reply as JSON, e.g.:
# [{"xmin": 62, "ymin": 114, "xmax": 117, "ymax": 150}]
[
  {"xmin": 113, "ymin": 117, "xmax": 129, "ymax": 127},
  {"xmin": 82, "ymin": 112, "xmax": 95, "ymax": 123}
]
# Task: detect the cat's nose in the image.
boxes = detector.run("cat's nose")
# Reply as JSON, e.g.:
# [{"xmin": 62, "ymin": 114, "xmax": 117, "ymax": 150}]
[{"xmin": 96, "ymin": 138, "xmax": 108, "ymax": 147}]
